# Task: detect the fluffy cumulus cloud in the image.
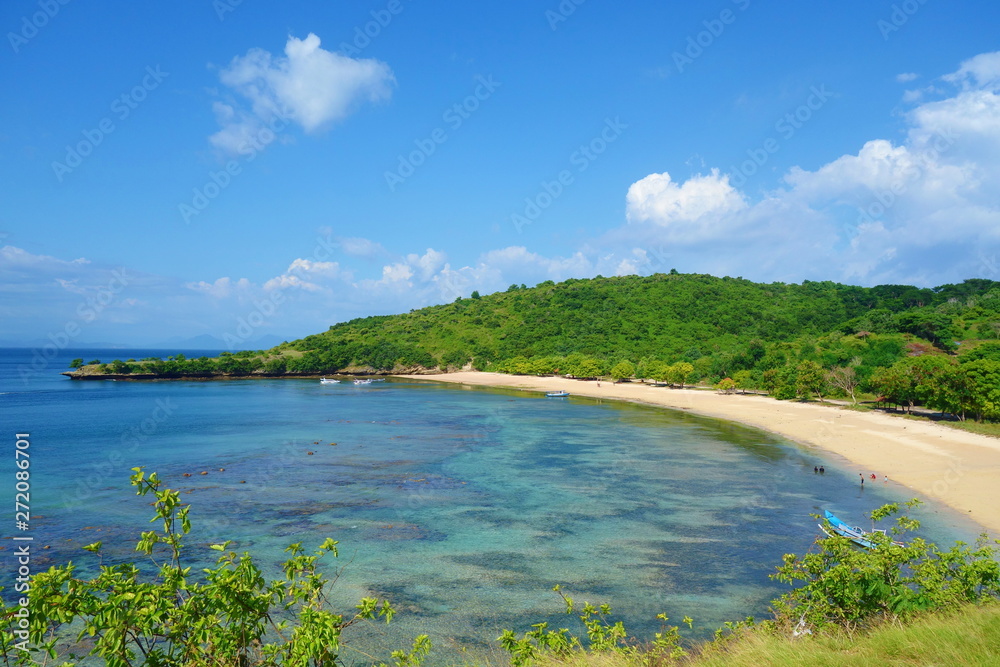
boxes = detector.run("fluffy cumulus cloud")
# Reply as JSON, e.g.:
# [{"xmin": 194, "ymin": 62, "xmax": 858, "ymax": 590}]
[
  {"xmin": 942, "ymin": 52, "xmax": 1000, "ymax": 91},
  {"xmin": 359, "ymin": 249, "xmax": 448, "ymax": 295},
  {"xmin": 617, "ymin": 51, "xmax": 1000, "ymax": 285},
  {"xmin": 262, "ymin": 259, "xmax": 347, "ymax": 293},
  {"xmin": 625, "ymin": 169, "xmax": 747, "ymax": 231},
  {"xmin": 9, "ymin": 54, "xmax": 1000, "ymax": 347},
  {"xmin": 210, "ymin": 33, "xmax": 394, "ymax": 155}
]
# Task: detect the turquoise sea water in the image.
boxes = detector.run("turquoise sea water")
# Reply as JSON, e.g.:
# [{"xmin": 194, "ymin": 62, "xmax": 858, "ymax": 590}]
[{"xmin": 0, "ymin": 348, "xmax": 986, "ymax": 664}]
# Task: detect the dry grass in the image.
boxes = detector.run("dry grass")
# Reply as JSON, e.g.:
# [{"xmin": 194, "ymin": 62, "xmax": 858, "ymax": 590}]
[{"xmin": 520, "ymin": 605, "xmax": 1000, "ymax": 667}]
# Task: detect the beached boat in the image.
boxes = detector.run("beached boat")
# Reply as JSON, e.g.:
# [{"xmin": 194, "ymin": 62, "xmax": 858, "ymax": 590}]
[
  {"xmin": 545, "ymin": 391, "xmax": 570, "ymax": 398},
  {"xmin": 819, "ymin": 510, "xmax": 902, "ymax": 549},
  {"xmin": 320, "ymin": 378, "xmax": 340, "ymax": 384}
]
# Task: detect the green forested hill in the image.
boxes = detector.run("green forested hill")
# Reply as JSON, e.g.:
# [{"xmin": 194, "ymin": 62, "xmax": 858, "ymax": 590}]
[
  {"xmin": 81, "ymin": 272, "xmax": 1000, "ymax": 419},
  {"xmin": 282, "ymin": 273, "xmax": 996, "ymax": 370}
]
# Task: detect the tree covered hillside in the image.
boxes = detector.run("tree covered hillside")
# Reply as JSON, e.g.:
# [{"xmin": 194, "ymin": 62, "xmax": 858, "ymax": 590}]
[
  {"xmin": 80, "ymin": 273, "xmax": 1000, "ymax": 419},
  {"xmin": 284, "ymin": 273, "xmax": 997, "ymax": 370}
]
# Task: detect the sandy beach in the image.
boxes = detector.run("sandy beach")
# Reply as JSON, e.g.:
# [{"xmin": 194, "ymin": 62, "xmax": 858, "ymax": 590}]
[{"xmin": 396, "ymin": 371, "xmax": 1000, "ymax": 536}]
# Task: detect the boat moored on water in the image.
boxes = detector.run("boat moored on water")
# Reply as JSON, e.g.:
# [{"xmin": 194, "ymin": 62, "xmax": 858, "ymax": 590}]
[
  {"xmin": 353, "ymin": 378, "xmax": 373, "ymax": 385},
  {"xmin": 320, "ymin": 378, "xmax": 340, "ymax": 384},
  {"xmin": 820, "ymin": 510, "xmax": 904, "ymax": 549},
  {"xmin": 545, "ymin": 391, "xmax": 570, "ymax": 398}
]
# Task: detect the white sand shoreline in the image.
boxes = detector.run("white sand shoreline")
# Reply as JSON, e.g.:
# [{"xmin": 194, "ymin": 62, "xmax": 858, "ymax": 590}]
[{"xmin": 395, "ymin": 371, "xmax": 1000, "ymax": 536}]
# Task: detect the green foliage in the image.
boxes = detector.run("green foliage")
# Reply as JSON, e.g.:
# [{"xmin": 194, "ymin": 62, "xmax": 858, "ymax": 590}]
[
  {"xmin": 960, "ymin": 341, "xmax": 1000, "ymax": 363},
  {"xmin": 0, "ymin": 469, "xmax": 422, "ymax": 666},
  {"xmin": 794, "ymin": 360, "xmax": 827, "ymax": 400},
  {"xmin": 771, "ymin": 501, "xmax": 1000, "ymax": 630},
  {"xmin": 497, "ymin": 585, "xmax": 692, "ymax": 666},
  {"xmin": 666, "ymin": 361, "xmax": 694, "ymax": 387},
  {"xmin": 865, "ymin": 356, "xmax": 1000, "ymax": 422},
  {"xmin": 715, "ymin": 378, "xmax": 737, "ymax": 393},
  {"xmin": 85, "ymin": 274, "xmax": 1000, "ymax": 422},
  {"xmin": 963, "ymin": 359, "xmax": 1000, "ymax": 422},
  {"xmin": 772, "ymin": 384, "xmax": 798, "ymax": 400},
  {"xmin": 68, "ymin": 358, "xmax": 84, "ymax": 369},
  {"xmin": 573, "ymin": 357, "xmax": 604, "ymax": 379},
  {"xmin": 731, "ymin": 370, "xmax": 755, "ymax": 393},
  {"xmin": 609, "ymin": 360, "xmax": 635, "ymax": 381}
]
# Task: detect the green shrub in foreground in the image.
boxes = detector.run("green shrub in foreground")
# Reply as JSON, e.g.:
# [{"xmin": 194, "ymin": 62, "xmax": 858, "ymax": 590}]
[
  {"xmin": 771, "ymin": 501, "xmax": 1000, "ymax": 630},
  {"xmin": 499, "ymin": 501, "xmax": 1000, "ymax": 666},
  {"xmin": 6, "ymin": 476, "xmax": 1000, "ymax": 667},
  {"xmin": 1, "ymin": 468, "xmax": 428, "ymax": 666}
]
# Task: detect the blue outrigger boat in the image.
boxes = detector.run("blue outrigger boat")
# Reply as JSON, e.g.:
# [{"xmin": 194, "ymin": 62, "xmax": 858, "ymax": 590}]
[
  {"xmin": 545, "ymin": 391, "xmax": 570, "ymax": 398},
  {"xmin": 819, "ymin": 510, "xmax": 903, "ymax": 549}
]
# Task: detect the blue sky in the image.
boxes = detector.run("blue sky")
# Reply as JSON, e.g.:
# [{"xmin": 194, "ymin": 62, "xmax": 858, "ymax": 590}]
[{"xmin": 2, "ymin": 1, "xmax": 1000, "ymax": 348}]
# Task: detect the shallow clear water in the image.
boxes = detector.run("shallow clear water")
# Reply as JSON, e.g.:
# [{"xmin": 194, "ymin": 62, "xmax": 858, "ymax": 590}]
[{"xmin": 0, "ymin": 348, "xmax": 986, "ymax": 665}]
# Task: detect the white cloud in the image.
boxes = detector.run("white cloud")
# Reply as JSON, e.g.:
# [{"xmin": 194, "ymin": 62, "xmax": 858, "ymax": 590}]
[
  {"xmin": 896, "ymin": 72, "xmax": 919, "ymax": 83},
  {"xmin": 613, "ymin": 51, "xmax": 1000, "ymax": 285},
  {"xmin": 943, "ymin": 52, "xmax": 1000, "ymax": 91},
  {"xmin": 363, "ymin": 249, "xmax": 446, "ymax": 292},
  {"xmin": 380, "ymin": 262, "xmax": 414, "ymax": 284},
  {"xmin": 625, "ymin": 169, "xmax": 747, "ymax": 234},
  {"xmin": 8, "ymin": 52, "xmax": 1000, "ymax": 346},
  {"xmin": 262, "ymin": 258, "xmax": 348, "ymax": 292},
  {"xmin": 186, "ymin": 276, "xmax": 253, "ymax": 298},
  {"xmin": 210, "ymin": 33, "xmax": 394, "ymax": 155},
  {"xmin": 410, "ymin": 249, "xmax": 447, "ymax": 281},
  {"xmin": 1, "ymin": 245, "xmax": 89, "ymax": 271}
]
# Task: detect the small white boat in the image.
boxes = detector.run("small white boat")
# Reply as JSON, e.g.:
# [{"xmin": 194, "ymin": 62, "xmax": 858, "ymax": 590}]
[
  {"xmin": 353, "ymin": 378, "xmax": 373, "ymax": 385},
  {"xmin": 546, "ymin": 391, "xmax": 570, "ymax": 398},
  {"xmin": 320, "ymin": 378, "xmax": 340, "ymax": 384}
]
